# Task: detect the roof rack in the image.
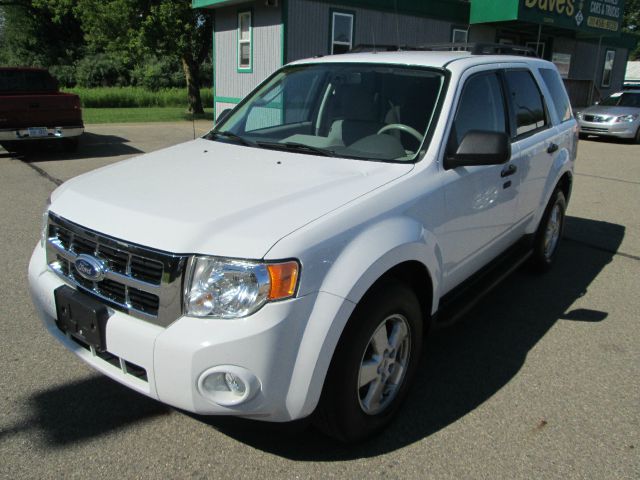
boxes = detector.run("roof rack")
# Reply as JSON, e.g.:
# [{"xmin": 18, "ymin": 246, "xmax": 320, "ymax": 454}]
[{"xmin": 349, "ymin": 43, "xmax": 539, "ymax": 58}]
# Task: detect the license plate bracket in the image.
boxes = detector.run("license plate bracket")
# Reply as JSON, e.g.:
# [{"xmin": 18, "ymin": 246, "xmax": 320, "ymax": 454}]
[{"xmin": 54, "ymin": 286, "xmax": 111, "ymax": 352}]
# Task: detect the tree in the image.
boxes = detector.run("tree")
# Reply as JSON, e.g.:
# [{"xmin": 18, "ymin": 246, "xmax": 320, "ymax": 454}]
[
  {"xmin": 34, "ymin": 0, "xmax": 212, "ymax": 113},
  {"xmin": 622, "ymin": 0, "xmax": 640, "ymax": 59}
]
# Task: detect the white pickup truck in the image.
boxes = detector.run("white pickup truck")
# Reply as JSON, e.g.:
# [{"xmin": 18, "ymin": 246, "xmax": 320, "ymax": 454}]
[{"xmin": 29, "ymin": 47, "xmax": 577, "ymax": 442}]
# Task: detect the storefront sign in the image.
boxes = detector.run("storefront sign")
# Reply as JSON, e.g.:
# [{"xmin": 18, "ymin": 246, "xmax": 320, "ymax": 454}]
[{"xmin": 470, "ymin": 0, "xmax": 624, "ymax": 34}]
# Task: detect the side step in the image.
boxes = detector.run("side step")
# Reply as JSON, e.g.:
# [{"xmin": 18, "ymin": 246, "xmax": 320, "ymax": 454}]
[{"xmin": 433, "ymin": 237, "xmax": 533, "ymax": 329}]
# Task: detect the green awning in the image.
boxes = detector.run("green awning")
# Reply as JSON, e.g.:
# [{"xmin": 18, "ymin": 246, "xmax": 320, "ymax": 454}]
[{"xmin": 470, "ymin": 0, "xmax": 626, "ymax": 36}]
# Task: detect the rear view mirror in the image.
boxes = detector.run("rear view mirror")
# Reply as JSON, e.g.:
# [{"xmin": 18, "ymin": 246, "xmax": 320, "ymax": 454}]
[{"xmin": 444, "ymin": 130, "xmax": 511, "ymax": 170}]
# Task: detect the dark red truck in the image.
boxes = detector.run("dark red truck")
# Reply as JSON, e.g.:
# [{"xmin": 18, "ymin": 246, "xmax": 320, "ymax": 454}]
[{"xmin": 0, "ymin": 67, "xmax": 83, "ymax": 152}]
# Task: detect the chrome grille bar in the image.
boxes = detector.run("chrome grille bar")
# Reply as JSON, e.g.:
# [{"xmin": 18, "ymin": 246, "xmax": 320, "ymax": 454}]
[{"xmin": 45, "ymin": 212, "xmax": 188, "ymax": 327}]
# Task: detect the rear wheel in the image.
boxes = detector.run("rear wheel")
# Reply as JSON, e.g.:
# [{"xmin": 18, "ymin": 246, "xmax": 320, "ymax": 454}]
[
  {"xmin": 530, "ymin": 189, "xmax": 566, "ymax": 272},
  {"xmin": 315, "ymin": 282, "xmax": 423, "ymax": 442}
]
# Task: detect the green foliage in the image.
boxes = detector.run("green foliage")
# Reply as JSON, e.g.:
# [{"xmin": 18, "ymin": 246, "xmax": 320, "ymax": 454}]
[
  {"xmin": 82, "ymin": 107, "xmax": 213, "ymax": 124},
  {"xmin": 131, "ymin": 56, "xmax": 186, "ymax": 91},
  {"xmin": 65, "ymin": 87, "xmax": 213, "ymax": 109},
  {"xmin": 75, "ymin": 53, "xmax": 130, "ymax": 87},
  {"xmin": 49, "ymin": 64, "xmax": 77, "ymax": 87},
  {"xmin": 623, "ymin": 0, "xmax": 640, "ymax": 59}
]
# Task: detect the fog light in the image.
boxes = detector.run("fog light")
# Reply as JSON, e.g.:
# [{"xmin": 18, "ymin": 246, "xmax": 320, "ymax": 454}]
[{"xmin": 198, "ymin": 366, "xmax": 260, "ymax": 406}]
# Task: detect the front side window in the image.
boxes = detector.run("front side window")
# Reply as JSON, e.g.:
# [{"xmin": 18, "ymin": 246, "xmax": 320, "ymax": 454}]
[
  {"xmin": 331, "ymin": 11, "xmax": 354, "ymax": 54},
  {"xmin": 211, "ymin": 64, "xmax": 445, "ymax": 162},
  {"xmin": 238, "ymin": 11, "xmax": 252, "ymax": 71},
  {"xmin": 504, "ymin": 70, "xmax": 547, "ymax": 137},
  {"xmin": 449, "ymin": 72, "xmax": 507, "ymax": 151},
  {"xmin": 601, "ymin": 49, "xmax": 615, "ymax": 88}
]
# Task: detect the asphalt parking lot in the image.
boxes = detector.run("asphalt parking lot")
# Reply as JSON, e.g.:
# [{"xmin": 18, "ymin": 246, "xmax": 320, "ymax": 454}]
[{"xmin": 1, "ymin": 125, "xmax": 638, "ymax": 479}]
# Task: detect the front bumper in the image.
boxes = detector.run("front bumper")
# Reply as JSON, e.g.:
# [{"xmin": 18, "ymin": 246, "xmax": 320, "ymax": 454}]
[
  {"xmin": 578, "ymin": 119, "xmax": 638, "ymax": 139},
  {"xmin": 0, "ymin": 125, "xmax": 84, "ymax": 141},
  {"xmin": 28, "ymin": 244, "xmax": 323, "ymax": 422}
]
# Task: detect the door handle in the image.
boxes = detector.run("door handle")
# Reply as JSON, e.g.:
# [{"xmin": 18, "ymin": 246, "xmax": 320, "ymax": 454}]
[
  {"xmin": 500, "ymin": 164, "xmax": 517, "ymax": 178},
  {"xmin": 547, "ymin": 143, "xmax": 559, "ymax": 154}
]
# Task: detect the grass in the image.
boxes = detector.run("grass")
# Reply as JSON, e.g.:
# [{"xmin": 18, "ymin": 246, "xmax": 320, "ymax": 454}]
[
  {"xmin": 82, "ymin": 107, "xmax": 214, "ymax": 124},
  {"xmin": 64, "ymin": 87, "xmax": 214, "ymax": 108}
]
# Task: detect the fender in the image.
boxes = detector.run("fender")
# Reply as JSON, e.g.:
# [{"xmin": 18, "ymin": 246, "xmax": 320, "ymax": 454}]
[{"xmin": 283, "ymin": 215, "xmax": 442, "ymax": 419}]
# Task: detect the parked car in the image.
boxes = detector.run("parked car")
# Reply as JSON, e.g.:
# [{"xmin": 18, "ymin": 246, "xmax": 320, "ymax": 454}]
[
  {"xmin": 577, "ymin": 89, "xmax": 640, "ymax": 142},
  {"xmin": 0, "ymin": 67, "xmax": 83, "ymax": 152},
  {"xmin": 29, "ymin": 47, "xmax": 576, "ymax": 442}
]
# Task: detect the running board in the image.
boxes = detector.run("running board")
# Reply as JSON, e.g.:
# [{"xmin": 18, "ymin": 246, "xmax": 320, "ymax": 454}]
[{"xmin": 433, "ymin": 237, "xmax": 533, "ymax": 329}]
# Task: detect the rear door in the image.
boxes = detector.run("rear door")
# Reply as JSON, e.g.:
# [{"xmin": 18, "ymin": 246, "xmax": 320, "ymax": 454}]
[{"xmin": 502, "ymin": 67, "xmax": 559, "ymax": 232}]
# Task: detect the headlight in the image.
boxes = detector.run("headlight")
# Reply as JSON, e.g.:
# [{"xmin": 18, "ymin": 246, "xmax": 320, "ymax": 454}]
[
  {"xmin": 576, "ymin": 112, "xmax": 583, "ymax": 120},
  {"xmin": 185, "ymin": 256, "xmax": 299, "ymax": 318},
  {"xmin": 615, "ymin": 114, "xmax": 638, "ymax": 123}
]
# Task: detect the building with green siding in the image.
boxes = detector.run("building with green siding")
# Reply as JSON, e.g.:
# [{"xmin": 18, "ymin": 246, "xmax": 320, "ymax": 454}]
[{"xmin": 193, "ymin": 0, "xmax": 637, "ymax": 114}]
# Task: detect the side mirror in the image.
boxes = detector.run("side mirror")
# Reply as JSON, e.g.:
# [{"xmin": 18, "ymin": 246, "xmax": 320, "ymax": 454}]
[
  {"xmin": 444, "ymin": 130, "xmax": 511, "ymax": 170},
  {"xmin": 216, "ymin": 108, "xmax": 232, "ymax": 125}
]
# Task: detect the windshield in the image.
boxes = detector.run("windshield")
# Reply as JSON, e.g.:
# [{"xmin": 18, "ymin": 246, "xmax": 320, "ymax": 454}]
[
  {"xmin": 599, "ymin": 92, "xmax": 640, "ymax": 107},
  {"xmin": 208, "ymin": 63, "xmax": 445, "ymax": 162}
]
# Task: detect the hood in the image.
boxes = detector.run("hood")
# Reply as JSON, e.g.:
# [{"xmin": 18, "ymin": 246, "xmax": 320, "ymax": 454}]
[
  {"xmin": 581, "ymin": 105, "xmax": 640, "ymax": 117},
  {"xmin": 51, "ymin": 138, "xmax": 413, "ymax": 258}
]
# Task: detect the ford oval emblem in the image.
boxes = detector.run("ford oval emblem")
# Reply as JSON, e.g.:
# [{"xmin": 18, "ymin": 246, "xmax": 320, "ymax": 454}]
[{"xmin": 74, "ymin": 254, "xmax": 106, "ymax": 282}]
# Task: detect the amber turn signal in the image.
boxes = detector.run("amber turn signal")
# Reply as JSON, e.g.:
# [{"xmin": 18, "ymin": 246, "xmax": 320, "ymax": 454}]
[{"xmin": 267, "ymin": 261, "xmax": 299, "ymax": 300}]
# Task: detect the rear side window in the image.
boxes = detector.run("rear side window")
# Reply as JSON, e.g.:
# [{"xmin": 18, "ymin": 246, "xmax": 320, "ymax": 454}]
[
  {"xmin": 449, "ymin": 72, "xmax": 507, "ymax": 151},
  {"xmin": 539, "ymin": 68, "xmax": 572, "ymax": 122},
  {"xmin": 504, "ymin": 70, "xmax": 547, "ymax": 137}
]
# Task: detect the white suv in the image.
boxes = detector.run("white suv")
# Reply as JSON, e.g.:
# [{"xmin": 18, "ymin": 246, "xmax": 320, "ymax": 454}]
[{"xmin": 29, "ymin": 49, "xmax": 577, "ymax": 442}]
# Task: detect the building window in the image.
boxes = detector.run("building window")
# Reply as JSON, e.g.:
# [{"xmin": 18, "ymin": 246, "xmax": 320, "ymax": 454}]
[
  {"xmin": 238, "ymin": 10, "xmax": 252, "ymax": 72},
  {"xmin": 601, "ymin": 49, "xmax": 615, "ymax": 88},
  {"xmin": 452, "ymin": 28, "xmax": 468, "ymax": 44},
  {"xmin": 331, "ymin": 11, "xmax": 354, "ymax": 54}
]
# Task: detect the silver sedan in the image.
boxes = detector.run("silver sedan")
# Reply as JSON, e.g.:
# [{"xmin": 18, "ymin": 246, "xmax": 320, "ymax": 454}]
[{"xmin": 577, "ymin": 90, "xmax": 640, "ymax": 142}]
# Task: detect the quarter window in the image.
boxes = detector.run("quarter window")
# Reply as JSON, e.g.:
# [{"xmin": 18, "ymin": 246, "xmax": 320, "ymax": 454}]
[
  {"xmin": 452, "ymin": 28, "xmax": 468, "ymax": 44},
  {"xmin": 449, "ymin": 72, "xmax": 507, "ymax": 151},
  {"xmin": 539, "ymin": 68, "xmax": 572, "ymax": 122},
  {"xmin": 238, "ymin": 11, "xmax": 252, "ymax": 71},
  {"xmin": 331, "ymin": 11, "xmax": 354, "ymax": 54},
  {"xmin": 504, "ymin": 70, "xmax": 547, "ymax": 137}
]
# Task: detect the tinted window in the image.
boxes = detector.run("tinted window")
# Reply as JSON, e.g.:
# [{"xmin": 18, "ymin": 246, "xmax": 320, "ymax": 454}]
[
  {"xmin": 0, "ymin": 70, "xmax": 57, "ymax": 92},
  {"xmin": 504, "ymin": 70, "xmax": 547, "ymax": 136},
  {"xmin": 450, "ymin": 72, "xmax": 507, "ymax": 150},
  {"xmin": 540, "ymin": 68, "xmax": 572, "ymax": 122}
]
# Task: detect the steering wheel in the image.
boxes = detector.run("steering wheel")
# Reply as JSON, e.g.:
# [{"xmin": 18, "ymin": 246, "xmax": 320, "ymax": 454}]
[{"xmin": 377, "ymin": 124, "xmax": 423, "ymax": 143}]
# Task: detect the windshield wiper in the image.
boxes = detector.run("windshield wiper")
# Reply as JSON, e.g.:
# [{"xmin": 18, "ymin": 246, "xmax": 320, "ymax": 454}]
[
  {"xmin": 256, "ymin": 141, "xmax": 336, "ymax": 157},
  {"xmin": 207, "ymin": 130, "xmax": 256, "ymax": 147}
]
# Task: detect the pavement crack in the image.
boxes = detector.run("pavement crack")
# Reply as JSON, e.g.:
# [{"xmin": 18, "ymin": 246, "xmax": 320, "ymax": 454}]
[
  {"xmin": 574, "ymin": 172, "xmax": 640, "ymax": 186},
  {"xmin": 565, "ymin": 236, "xmax": 640, "ymax": 262},
  {"xmin": 21, "ymin": 160, "xmax": 63, "ymax": 186}
]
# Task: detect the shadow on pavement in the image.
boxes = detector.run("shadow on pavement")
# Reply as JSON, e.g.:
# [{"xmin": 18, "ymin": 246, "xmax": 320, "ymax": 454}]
[
  {"xmin": 3, "ymin": 132, "xmax": 143, "ymax": 161},
  {"xmin": 10, "ymin": 376, "xmax": 169, "ymax": 447},
  {"xmin": 19, "ymin": 216, "xmax": 623, "ymax": 457}
]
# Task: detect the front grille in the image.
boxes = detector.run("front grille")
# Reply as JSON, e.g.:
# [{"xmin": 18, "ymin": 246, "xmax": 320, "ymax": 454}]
[
  {"xmin": 46, "ymin": 213, "xmax": 188, "ymax": 327},
  {"xmin": 583, "ymin": 115, "xmax": 610, "ymax": 123}
]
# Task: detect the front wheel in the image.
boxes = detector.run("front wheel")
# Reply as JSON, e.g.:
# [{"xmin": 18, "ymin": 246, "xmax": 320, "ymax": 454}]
[
  {"xmin": 314, "ymin": 282, "xmax": 423, "ymax": 442},
  {"xmin": 530, "ymin": 189, "xmax": 566, "ymax": 272}
]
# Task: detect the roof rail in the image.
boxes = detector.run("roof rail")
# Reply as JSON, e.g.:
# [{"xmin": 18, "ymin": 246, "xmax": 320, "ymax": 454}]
[{"xmin": 349, "ymin": 42, "xmax": 539, "ymax": 57}]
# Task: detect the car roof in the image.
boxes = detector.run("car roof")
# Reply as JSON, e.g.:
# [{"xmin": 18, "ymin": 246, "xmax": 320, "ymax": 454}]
[{"xmin": 289, "ymin": 50, "xmax": 552, "ymax": 70}]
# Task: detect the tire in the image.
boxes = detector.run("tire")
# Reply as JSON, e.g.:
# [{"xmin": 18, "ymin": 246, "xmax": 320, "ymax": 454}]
[
  {"xmin": 530, "ymin": 189, "xmax": 566, "ymax": 272},
  {"xmin": 314, "ymin": 282, "xmax": 423, "ymax": 442},
  {"xmin": 634, "ymin": 126, "xmax": 640, "ymax": 144}
]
